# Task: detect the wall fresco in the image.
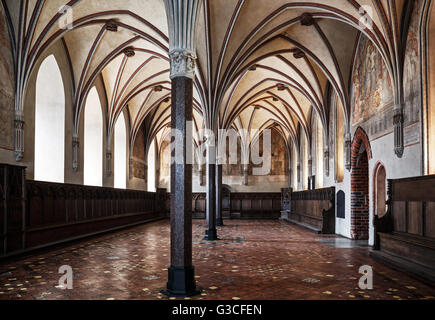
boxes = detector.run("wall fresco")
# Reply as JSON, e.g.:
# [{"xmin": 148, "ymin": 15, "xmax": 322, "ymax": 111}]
[
  {"xmin": 403, "ymin": 0, "xmax": 423, "ymax": 146},
  {"xmin": 351, "ymin": 35, "xmax": 394, "ymax": 129},
  {"xmin": 0, "ymin": 7, "xmax": 14, "ymax": 150}
]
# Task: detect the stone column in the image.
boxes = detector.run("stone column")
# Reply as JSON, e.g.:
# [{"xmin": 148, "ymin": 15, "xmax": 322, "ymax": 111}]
[
  {"xmin": 297, "ymin": 162, "xmax": 301, "ymax": 184},
  {"xmin": 198, "ymin": 165, "xmax": 204, "ymax": 186},
  {"xmin": 144, "ymin": 163, "xmax": 148, "ymax": 190},
  {"xmin": 129, "ymin": 157, "xmax": 133, "ymax": 179},
  {"xmin": 204, "ymin": 140, "xmax": 218, "ymax": 240},
  {"xmin": 324, "ymin": 148, "xmax": 329, "ymax": 177},
  {"xmin": 106, "ymin": 149, "xmax": 112, "ymax": 177},
  {"xmin": 14, "ymin": 111, "xmax": 25, "ymax": 162},
  {"xmin": 393, "ymin": 104, "xmax": 404, "ymax": 158},
  {"xmin": 345, "ymin": 132, "xmax": 352, "ymax": 171},
  {"xmin": 216, "ymin": 164, "xmax": 224, "ymax": 226},
  {"xmin": 155, "ymin": 168, "xmax": 160, "ymax": 192},
  {"xmin": 163, "ymin": 0, "xmax": 202, "ymax": 298},
  {"xmin": 72, "ymin": 134, "xmax": 80, "ymax": 172},
  {"xmin": 242, "ymin": 164, "xmax": 249, "ymax": 186}
]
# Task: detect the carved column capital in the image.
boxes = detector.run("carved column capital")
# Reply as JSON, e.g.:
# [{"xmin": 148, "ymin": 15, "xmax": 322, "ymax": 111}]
[
  {"xmin": 72, "ymin": 134, "xmax": 80, "ymax": 172},
  {"xmin": 169, "ymin": 49, "xmax": 197, "ymax": 79},
  {"xmin": 393, "ymin": 104, "xmax": 404, "ymax": 158},
  {"xmin": 106, "ymin": 151, "xmax": 112, "ymax": 177},
  {"xmin": 129, "ymin": 158, "xmax": 133, "ymax": 179},
  {"xmin": 324, "ymin": 148, "xmax": 330, "ymax": 177},
  {"xmin": 308, "ymin": 155, "xmax": 313, "ymax": 177},
  {"xmin": 297, "ymin": 162, "xmax": 301, "ymax": 183},
  {"xmin": 14, "ymin": 112, "xmax": 25, "ymax": 162},
  {"xmin": 164, "ymin": 0, "xmax": 202, "ymax": 80}
]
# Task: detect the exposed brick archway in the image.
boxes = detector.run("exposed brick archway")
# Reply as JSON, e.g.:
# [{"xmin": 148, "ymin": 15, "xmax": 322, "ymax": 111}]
[{"xmin": 351, "ymin": 127, "xmax": 372, "ymax": 240}]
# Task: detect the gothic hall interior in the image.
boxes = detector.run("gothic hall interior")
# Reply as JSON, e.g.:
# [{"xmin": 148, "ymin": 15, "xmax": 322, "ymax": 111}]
[{"xmin": 0, "ymin": 0, "xmax": 434, "ymax": 302}]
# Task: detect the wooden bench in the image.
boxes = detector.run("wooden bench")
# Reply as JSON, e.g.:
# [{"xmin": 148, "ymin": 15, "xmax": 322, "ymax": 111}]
[
  {"xmin": 371, "ymin": 175, "xmax": 435, "ymax": 281},
  {"xmin": 282, "ymin": 187, "xmax": 335, "ymax": 234},
  {"xmin": 192, "ymin": 192, "xmax": 282, "ymax": 220}
]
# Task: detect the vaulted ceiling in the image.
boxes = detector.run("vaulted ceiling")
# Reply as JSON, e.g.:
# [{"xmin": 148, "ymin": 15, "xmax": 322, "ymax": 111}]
[{"xmin": 1, "ymin": 0, "xmax": 413, "ymax": 154}]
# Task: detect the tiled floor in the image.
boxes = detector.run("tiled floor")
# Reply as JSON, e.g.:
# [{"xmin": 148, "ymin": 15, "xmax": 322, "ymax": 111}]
[{"xmin": 0, "ymin": 220, "xmax": 434, "ymax": 300}]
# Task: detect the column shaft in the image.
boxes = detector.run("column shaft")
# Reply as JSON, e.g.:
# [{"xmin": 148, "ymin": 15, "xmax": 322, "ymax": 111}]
[
  {"xmin": 166, "ymin": 76, "xmax": 198, "ymax": 296},
  {"xmin": 216, "ymin": 164, "xmax": 223, "ymax": 226},
  {"xmin": 204, "ymin": 144, "xmax": 218, "ymax": 240}
]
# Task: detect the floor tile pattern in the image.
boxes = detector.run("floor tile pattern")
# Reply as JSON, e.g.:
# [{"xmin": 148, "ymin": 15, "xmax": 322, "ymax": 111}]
[{"xmin": 0, "ymin": 220, "xmax": 434, "ymax": 300}]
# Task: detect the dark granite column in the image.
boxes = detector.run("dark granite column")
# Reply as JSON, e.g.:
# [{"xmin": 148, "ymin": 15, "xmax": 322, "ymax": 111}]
[
  {"xmin": 216, "ymin": 164, "xmax": 224, "ymax": 226},
  {"xmin": 164, "ymin": 77, "xmax": 200, "ymax": 297},
  {"xmin": 204, "ymin": 142, "xmax": 218, "ymax": 240}
]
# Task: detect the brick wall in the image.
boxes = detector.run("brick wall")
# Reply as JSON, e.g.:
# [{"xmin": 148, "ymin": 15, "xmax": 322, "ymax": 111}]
[
  {"xmin": 350, "ymin": 128, "xmax": 372, "ymax": 240},
  {"xmin": 351, "ymin": 150, "xmax": 369, "ymax": 239}
]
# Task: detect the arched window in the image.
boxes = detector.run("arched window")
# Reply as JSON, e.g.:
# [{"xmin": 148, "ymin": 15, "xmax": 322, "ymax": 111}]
[
  {"xmin": 428, "ymin": 6, "xmax": 435, "ymax": 174},
  {"xmin": 316, "ymin": 117, "xmax": 324, "ymax": 188},
  {"xmin": 35, "ymin": 55, "xmax": 65, "ymax": 183},
  {"xmin": 301, "ymin": 135, "xmax": 308, "ymax": 190},
  {"xmin": 335, "ymin": 96, "xmax": 344, "ymax": 183},
  {"xmin": 114, "ymin": 112, "xmax": 127, "ymax": 189},
  {"xmin": 147, "ymin": 139, "xmax": 156, "ymax": 192},
  {"xmin": 84, "ymin": 87, "xmax": 103, "ymax": 187},
  {"xmin": 374, "ymin": 163, "xmax": 387, "ymax": 217}
]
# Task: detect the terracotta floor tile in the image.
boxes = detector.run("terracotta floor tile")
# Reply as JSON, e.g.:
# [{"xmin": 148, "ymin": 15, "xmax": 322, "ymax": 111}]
[{"xmin": 0, "ymin": 220, "xmax": 434, "ymax": 300}]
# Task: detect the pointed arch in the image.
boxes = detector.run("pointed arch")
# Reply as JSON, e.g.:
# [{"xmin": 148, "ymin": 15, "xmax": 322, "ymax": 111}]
[
  {"xmin": 34, "ymin": 54, "xmax": 65, "ymax": 183},
  {"xmin": 351, "ymin": 127, "xmax": 372, "ymax": 169},
  {"xmin": 84, "ymin": 87, "xmax": 103, "ymax": 187},
  {"xmin": 114, "ymin": 111, "xmax": 127, "ymax": 189}
]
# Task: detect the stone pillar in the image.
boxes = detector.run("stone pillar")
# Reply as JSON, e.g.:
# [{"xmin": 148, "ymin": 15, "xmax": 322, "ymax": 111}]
[
  {"xmin": 155, "ymin": 168, "xmax": 160, "ymax": 191},
  {"xmin": 144, "ymin": 163, "xmax": 148, "ymax": 190},
  {"xmin": 163, "ymin": 0, "xmax": 202, "ymax": 298},
  {"xmin": 14, "ymin": 111, "xmax": 25, "ymax": 162},
  {"xmin": 393, "ymin": 104, "xmax": 404, "ymax": 158},
  {"xmin": 242, "ymin": 164, "xmax": 249, "ymax": 186},
  {"xmin": 308, "ymin": 155, "xmax": 313, "ymax": 177},
  {"xmin": 216, "ymin": 164, "xmax": 224, "ymax": 226},
  {"xmin": 204, "ymin": 141, "xmax": 218, "ymax": 240},
  {"xmin": 72, "ymin": 134, "xmax": 80, "ymax": 172},
  {"xmin": 129, "ymin": 157, "xmax": 133, "ymax": 179},
  {"xmin": 297, "ymin": 162, "xmax": 301, "ymax": 184},
  {"xmin": 324, "ymin": 148, "xmax": 329, "ymax": 177},
  {"xmin": 106, "ymin": 149, "xmax": 112, "ymax": 177},
  {"xmin": 345, "ymin": 132, "xmax": 352, "ymax": 171},
  {"xmin": 198, "ymin": 165, "xmax": 204, "ymax": 186}
]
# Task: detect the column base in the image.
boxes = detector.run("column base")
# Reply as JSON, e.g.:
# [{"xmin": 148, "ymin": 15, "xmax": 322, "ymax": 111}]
[
  {"xmin": 204, "ymin": 228, "xmax": 219, "ymax": 241},
  {"xmin": 216, "ymin": 218, "xmax": 224, "ymax": 226},
  {"xmin": 162, "ymin": 266, "xmax": 202, "ymax": 297}
]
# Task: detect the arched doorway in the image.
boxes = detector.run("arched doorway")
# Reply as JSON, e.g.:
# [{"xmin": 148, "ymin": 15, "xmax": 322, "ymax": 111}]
[
  {"xmin": 373, "ymin": 162, "xmax": 387, "ymax": 218},
  {"xmin": 351, "ymin": 127, "xmax": 372, "ymax": 240}
]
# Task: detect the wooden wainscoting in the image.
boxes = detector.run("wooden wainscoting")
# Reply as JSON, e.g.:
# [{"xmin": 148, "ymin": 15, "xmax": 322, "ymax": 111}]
[
  {"xmin": 192, "ymin": 192, "xmax": 282, "ymax": 220},
  {"xmin": 371, "ymin": 175, "xmax": 435, "ymax": 281},
  {"xmin": 281, "ymin": 187, "xmax": 336, "ymax": 234},
  {"xmin": 0, "ymin": 164, "xmax": 169, "ymax": 258}
]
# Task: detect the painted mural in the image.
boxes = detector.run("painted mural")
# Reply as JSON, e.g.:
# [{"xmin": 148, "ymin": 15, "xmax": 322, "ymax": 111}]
[
  {"xmin": 403, "ymin": 0, "xmax": 423, "ymax": 146},
  {"xmin": 352, "ymin": 36, "xmax": 394, "ymax": 127},
  {"xmin": 0, "ymin": 7, "xmax": 15, "ymax": 151},
  {"xmin": 132, "ymin": 125, "xmax": 146, "ymax": 179}
]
